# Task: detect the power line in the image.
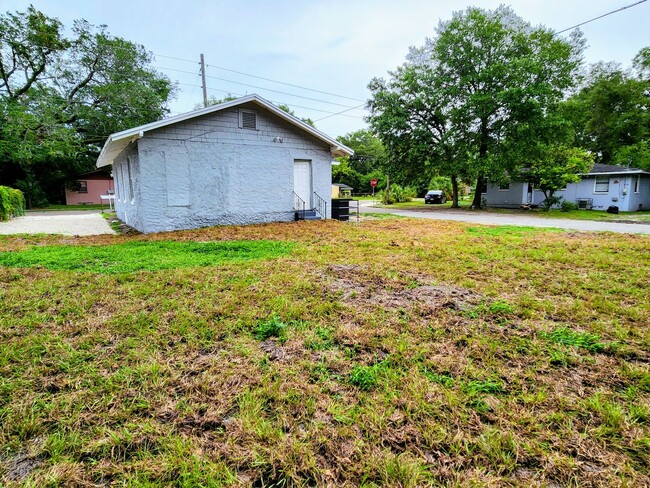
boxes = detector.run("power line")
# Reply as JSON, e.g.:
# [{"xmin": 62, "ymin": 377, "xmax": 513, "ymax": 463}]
[
  {"xmin": 202, "ymin": 72, "xmax": 365, "ymax": 110},
  {"xmin": 314, "ymin": 103, "xmax": 367, "ymax": 122},
  {"xmin": 153, "ymin": 65, "xmax": 367, "ymax": 110},
  {"xmin": 555, "ymin": 0, "xmax": 647, "ymax": 34},
  {"xmin": 175, "ymin": 81, "xmax": 364, "ymax": 119},
  {"xmin": 205, "ymin": 63, "xmax": 366, "ymax": 102}
]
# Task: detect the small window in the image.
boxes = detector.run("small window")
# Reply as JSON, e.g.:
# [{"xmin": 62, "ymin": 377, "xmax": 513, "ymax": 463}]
[
  {"xmin": 240, "ymin": 110, "xmax": 257, "ymax": 130},
  {"xmin": 78, "ymin": 181, "xmax": 88, "ymax": 193},
  {"xmin": 634, "ymin": 174, "xmax": 640, "ymax": 193},
  {"xmin": 498, "ymin": 183, "xmax": 510, "ymax": 191},
  {"xmin": 594, "ymin": 176, "xmax": 609, "ymax": 193}
]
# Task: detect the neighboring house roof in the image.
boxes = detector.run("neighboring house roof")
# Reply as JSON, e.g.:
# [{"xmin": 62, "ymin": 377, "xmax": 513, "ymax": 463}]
[
  {"xmin": 332, "ymin": 183, "xmax": 354, "ymax": 190},
  {"xmin": 96, "ymin": 94, "xmax": 354, "ymax": 167},
  {"xmin": 586, "ymin": 163, "xmax": 649, "ymax": 175},
  {"xmin": 75, "ymin": 169, "xmax": 113, "ymax": 180}
]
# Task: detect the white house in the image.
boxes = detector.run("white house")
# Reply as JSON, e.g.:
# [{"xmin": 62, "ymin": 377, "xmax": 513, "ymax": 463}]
[
  {"xmin": 96, "ymin": 94, "xmax": 353, "ymax": 233},
  {"xmin": 485, "ymin": 163, "xmax": 650, "ymax": 211}
]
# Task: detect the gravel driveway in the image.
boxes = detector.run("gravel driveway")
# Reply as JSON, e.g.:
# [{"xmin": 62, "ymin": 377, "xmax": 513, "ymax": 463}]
[
  {"xmin": 360, "ymin": 202, "xmax": 650, "ymax": 235},
  {"xmin": 0, "ymin": 210, "xmax": 115, "ymax": 236}
]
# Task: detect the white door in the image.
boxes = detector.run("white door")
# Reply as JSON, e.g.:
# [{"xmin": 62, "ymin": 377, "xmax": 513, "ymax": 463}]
[{"xmin": 294, "ymin": 160, "xmax": 312, "ymax": 208}]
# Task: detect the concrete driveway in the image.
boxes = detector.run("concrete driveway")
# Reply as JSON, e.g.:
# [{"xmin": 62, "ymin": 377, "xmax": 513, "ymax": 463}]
[
  {"xmin": 359, "ymin": 202, "xmax": 650, "ymax": 235},
  {"xmin": 0, "ymin": 210, "xmax": 115, "ymax": 236}
]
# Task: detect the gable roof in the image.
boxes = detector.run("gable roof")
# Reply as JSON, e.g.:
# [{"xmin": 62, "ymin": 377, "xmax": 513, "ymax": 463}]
[
  {"xmin": 586, "ymin": 163, "xmax": 649, "ymax": 175},
  {"xmin": 96, "ymin": 94, "xmax": 354, "ymax": 167}
]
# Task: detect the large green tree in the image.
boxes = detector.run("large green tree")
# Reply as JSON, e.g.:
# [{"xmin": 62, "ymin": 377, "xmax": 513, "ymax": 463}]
[
  {"xmin": 369, "ymin": 6, "xmax": 585, "ymax": 208},
  {"xmin": 332, "ymin": 129, "xmax": 386, "ymax": 194},
  {"xmin": 565, "ymin": 52, "xmax": 650, "ymax": 170},
  {"xmin": 0, "ymin": 6, "xmax": 174, "ymax": 206}
]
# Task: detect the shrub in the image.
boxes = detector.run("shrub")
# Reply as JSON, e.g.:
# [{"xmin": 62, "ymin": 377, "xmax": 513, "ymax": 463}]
[
  {"xmin": 0, "ymin": 186, "xmax": 26, "ymax": 221},
  {"xmin": 541, "ymin": 195, "xmax": 563, "ymax": 211},
  {"xmin": 560, "ymin": 200, "xmax": 578, "ymax": 212},
  {"xmin": 377, "ymin": 184, "xmax": 417, "ymax": 204}
]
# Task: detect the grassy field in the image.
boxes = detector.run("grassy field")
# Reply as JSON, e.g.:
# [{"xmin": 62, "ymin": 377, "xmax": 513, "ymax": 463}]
[
  {"xmin": 377, "ymin": 199, "xmax": 650, "ymax": 223},
  {"xmin": 0, "ymin": 219, "xmax": 648, "ymax": 486}
]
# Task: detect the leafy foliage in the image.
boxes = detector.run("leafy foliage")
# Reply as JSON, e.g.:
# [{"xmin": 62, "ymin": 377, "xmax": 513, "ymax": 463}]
[
  {"xmin": 368, "ymin": 6, "xmax": 585, "ymax": 208},
  {"xmin": 0, "ymin": 6, "xmax": 174, "ymax": 206},
  {"xmin": 376, "ymin": 184, "xmax": 416, "ymax": 204},
  {"xmin": 253, "ymin": 315, "xmax": 288, "ymax": 342},
  {"xmin": 565, "ymin": 54, "xmax": 650, "ymax": 169},
  {"xmin": 0, "ymin": 185, "xmax": 25, "ymax": 220}
]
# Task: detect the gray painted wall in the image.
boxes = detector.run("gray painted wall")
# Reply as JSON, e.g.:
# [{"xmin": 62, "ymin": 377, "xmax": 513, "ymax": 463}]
[
  {"xmin": 112, "ymin": 102, "xmax": 333, "ymax": 233},
  {"xmin": 486, "ymin": 174, "xmax": 650, "ymax": 211}
]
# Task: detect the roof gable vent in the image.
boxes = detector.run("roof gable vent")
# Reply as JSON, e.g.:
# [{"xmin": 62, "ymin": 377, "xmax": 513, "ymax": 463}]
[{"xmin": 240, "ymin": 110, "xmax": 257, "ymax": 130}]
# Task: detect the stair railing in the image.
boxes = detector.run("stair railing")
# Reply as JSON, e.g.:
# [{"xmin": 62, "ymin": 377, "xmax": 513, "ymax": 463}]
[
  {"xmin": 313, "ymin": 192, "xmax": 327, "ymax": 219},
  {"xmin": 293, "ymin": 191, "xmax": 306, "ymax": 220}
]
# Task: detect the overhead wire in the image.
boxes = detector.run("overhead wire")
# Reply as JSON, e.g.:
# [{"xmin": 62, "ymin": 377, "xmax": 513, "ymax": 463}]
[{"xmin": 555, "ymin": 0, "xmax": 647, "ymax": 34}]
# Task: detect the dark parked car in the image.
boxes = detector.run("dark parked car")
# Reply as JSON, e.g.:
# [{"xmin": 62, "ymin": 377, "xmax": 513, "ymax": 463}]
[{"xmin": 424, "ymin": 190, "xmax": 447, "ymax": 204}]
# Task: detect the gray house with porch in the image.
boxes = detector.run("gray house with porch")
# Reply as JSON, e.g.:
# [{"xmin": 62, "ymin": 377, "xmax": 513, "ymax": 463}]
[
  {"xmin": 485, "ymin": 163, "xmax": 650, "ymax": 211},
  {"xmin": 96, "ymin": 94, "xmax": 353, "ymax": 233}
]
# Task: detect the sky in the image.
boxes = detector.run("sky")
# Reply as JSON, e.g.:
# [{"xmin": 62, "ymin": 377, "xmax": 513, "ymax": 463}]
[{"xmin": 4, "ymin": 0, "xmax": 649, "ymax": 137}]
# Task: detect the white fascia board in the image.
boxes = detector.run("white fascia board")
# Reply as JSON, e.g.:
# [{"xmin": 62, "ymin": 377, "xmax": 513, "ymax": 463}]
[
  {"xmin": 583, "ymin": 170, "xmax": 649, "ymax": 176},
  {"xmin": 96, "ymin": 94, "xmax": 353, "ymax": 167}
]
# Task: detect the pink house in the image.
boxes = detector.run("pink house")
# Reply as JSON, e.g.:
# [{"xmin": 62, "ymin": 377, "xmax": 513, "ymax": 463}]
[{"xmin": 65, "ymin": 170, "xmax": 114, "ymax": 205}]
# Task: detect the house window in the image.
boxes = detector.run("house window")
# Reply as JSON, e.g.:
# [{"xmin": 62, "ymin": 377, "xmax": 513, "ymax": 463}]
[
  {"xmin": 78, "ymin": 181, "xmax": 88, "ymax": 193},
  {"xmin": 498, "ymin": 183, "xmax": 510, "ymax": 191},
  {"xmin": 594, "ymin": 176, "xmax": 609, "ymax": 193},
  {"xmin": 634, "ymin": 174, "xmax": 641, "ymax": 193},
  {"xmin": 120, "ymin": 163, "xmax": 127, "ymax": 203},
  {"xmin": 127, "ymin": 157, "xmax": 134, "ymax": 203},
  {"xmin": 240, "ymin": 110, "xmax": 257, "ymax": 130}
]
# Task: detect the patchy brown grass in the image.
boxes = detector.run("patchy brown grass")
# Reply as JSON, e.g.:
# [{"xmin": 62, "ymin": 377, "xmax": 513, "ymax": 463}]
[{"xmin": 0, "ymin": 218, "xmax": 648, "ymax": 486}]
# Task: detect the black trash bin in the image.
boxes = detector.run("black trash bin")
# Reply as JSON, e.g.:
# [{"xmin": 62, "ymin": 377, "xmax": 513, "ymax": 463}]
[
  {"xmin": 332, "ymin": 198, "xmax": 351, "ymax": 221},
  {"xmin": 606, "ymin": 205, "xmax": 619, "ymax": 214}
]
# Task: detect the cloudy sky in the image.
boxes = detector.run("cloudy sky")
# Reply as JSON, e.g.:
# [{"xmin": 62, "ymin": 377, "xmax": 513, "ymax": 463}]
[{"xmin": 4, "ymin": 0, "xmax": 649, "ymax": 136}]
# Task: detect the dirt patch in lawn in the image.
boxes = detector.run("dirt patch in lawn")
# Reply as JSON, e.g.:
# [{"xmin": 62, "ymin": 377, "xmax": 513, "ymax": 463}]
[
  {"xmin": 1, "ymin": 438, "xmax": 45, "ymax": 482},
  {"xmin": 326, "ymin": 264, "xmax": 482, "ymax": 311}
]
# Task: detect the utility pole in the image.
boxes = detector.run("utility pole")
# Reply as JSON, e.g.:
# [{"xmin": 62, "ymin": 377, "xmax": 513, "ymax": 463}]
[{"xmin": 200, "ymin": 53, "xmax": 208, "ymax": 108}]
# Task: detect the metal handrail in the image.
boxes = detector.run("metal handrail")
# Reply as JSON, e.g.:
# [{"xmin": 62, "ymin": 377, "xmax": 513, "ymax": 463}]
[
  {"xmin": 293, "ymin": 191, "xmax": 306, "ymax": 220},
  {"xmin": 313, "ymin": 192, "xmax": 327, "ymax": 219}
]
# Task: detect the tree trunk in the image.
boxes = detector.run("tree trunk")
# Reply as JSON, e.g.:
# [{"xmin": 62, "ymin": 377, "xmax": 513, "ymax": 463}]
[
  {"xmin": 472, "ymin": 175, "xmax": 484, "ymax": 209},
  {"xmin": 451, "ymin": 175, "xmax": 459, "ymax": 208}
]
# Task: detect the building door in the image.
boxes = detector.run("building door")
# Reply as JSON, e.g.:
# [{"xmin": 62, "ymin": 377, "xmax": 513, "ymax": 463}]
[{"xmin": 293, "ymin": 160, "xmax": 312, "ymax": 208}]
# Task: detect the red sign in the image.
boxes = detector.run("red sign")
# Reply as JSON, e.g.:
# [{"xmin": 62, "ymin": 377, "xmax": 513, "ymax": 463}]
[{"xmin": 370, "ymin": 178, "xmax": 378, "ymax": 187}]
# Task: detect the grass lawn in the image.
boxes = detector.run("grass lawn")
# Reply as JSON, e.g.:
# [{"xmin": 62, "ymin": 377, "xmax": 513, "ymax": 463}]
[
  {"xmin": 377, "ymin": 200, "xmax": 650, "ymax": 223},
  {"xmin": 0, "ymin": 219, "xmax": 648, "ymax": 485}
]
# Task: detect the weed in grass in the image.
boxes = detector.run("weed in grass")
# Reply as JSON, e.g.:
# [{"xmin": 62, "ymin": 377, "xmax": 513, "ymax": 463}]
[
  {"xmin": 541, "ymin": 326, "xmax": 606, "ymax": 352},
  {"xmin": 420, "ymin": 367, "xmax": 454, "ymax": 387},
  {"xmin": 304, "ymin": 326, "xmax": 335, "ymax": 351},
  {"xmin": 349, "ymin": 362, "xmax": 388, "ymax": 391},
  {"xmin": 253, "ymin": 315, "xmax": 288, "ymax": 342},
  {"xmin": 463, "ymin": 380, "xmax": 505, "ymax": 396},
  {"xmin": 0, "ymin": 239, "xmax": 293, "ymax": 274}
]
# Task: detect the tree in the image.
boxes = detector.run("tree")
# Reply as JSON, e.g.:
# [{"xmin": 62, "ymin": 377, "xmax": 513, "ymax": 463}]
[
  {"xmin": 566, "ymin": 51, "xmax": 650, "ymax": 170},
  {"xmin": 277, "ymin": 104, "xmax": 315, "ymax": 128},
  {"xmin": 0, "ymin": 6, "xmax": 174, "ymax": 206},
  {"xmin": 522, "ymin": 146, "xmax": 593, "ymax": 210},
  {"xmin": 332, "ymin": 129, "xmax": 386, "ymax": 194},
  {"xmin": 368, "ymin": 6, "xmax": 585, "ymax": 208}
]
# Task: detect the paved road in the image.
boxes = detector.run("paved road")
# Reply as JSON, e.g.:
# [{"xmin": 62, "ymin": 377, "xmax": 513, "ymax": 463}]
[
  {"xmin": 0, "ymin": 210, "xmax": 115, "ymax": 236},
  {"xmin": 360, "ymin": 202, "xmax": 650, "ymax": 235}
]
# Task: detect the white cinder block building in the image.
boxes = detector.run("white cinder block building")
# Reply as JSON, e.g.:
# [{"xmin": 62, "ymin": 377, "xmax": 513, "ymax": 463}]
[{"xmin": 96, "ymin": 94, "xmax": 352, "ymax": 233}]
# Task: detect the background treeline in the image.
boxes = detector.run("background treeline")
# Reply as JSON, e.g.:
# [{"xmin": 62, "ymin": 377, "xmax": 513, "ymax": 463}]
[{"xmin": 0, "ymin": 6, "xmax": 174, "ymax": 207}]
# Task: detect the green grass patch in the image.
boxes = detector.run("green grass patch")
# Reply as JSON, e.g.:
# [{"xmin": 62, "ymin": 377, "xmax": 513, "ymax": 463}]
[
  {"xmin": 0, "ymin": 239, "xmax": 293, "ymax": 274},
  {"xmin": 253, "ymin": 315, "xmax": 289, "ymax": 342},
  {"xmin": 466, "ymin": 225, "xmax": 559, "ymax": 236},
  {"xmin": 541, "ymin": 326, "xmax": 606, "ymax": 353},
  {"xmin": 349, "ymin": 362, "xmax": 389, "ymax": 391}
]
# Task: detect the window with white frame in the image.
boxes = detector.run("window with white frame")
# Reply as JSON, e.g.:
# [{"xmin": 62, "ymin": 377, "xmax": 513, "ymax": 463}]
[
  {"xmin": 78, "ymin": 180, "xmax": 88, "ymax": 193},
  {"xmin": 634, "ymin": 174, "xmax": 641, "ymax": 193},
  {"xmin": 594, "ymin": 175, "xmax": 609, "ymax": 193},
  {"xmin": 498, "ymin": 183, "xmax": 510, "ymax": 191}
]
